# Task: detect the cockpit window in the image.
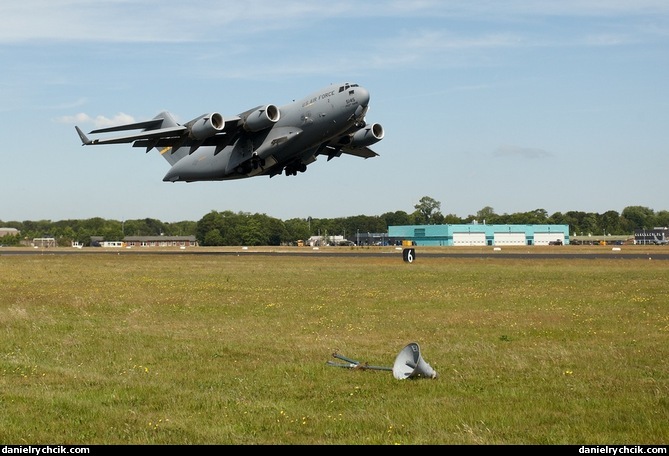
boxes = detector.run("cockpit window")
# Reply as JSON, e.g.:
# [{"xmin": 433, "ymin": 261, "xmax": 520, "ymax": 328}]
[{"xmin": 338, "ymin": 83, "xmax": 359, "ymax": 93}]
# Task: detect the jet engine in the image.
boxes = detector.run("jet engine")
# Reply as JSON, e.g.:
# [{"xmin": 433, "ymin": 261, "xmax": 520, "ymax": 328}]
[
  {"xmin": 242, "ymin": 105, "xmax": 280, "ymax": 132},
  {"xmin": 349, "ymin": 123, "xmax": 384, "ymax": 147},
  {"xmin": 188, "ymin": 112, "xmax": 225, "ymax": 140}
]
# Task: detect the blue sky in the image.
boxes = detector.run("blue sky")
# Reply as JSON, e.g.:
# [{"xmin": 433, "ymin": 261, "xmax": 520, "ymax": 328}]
[{"xmin": 2, "ymin": 1, "xmax": 668, "ymax": 223}]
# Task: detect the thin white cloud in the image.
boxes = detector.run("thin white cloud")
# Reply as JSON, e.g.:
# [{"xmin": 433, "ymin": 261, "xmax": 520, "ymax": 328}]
[{"xmin": 57, "ymin": 112, "xmax": 135, "ymax": 128}]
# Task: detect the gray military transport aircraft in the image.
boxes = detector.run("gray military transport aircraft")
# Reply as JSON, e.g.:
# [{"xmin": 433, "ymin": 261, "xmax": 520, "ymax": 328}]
[{"xmin": 75, "ymin": 82, "xmax": 383, "ymax": 182}]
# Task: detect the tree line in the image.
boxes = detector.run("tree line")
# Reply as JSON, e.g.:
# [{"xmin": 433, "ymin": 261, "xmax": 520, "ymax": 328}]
[{"xmin": 1, "ymin": 196, "xmax": 667, "ymax": 247}]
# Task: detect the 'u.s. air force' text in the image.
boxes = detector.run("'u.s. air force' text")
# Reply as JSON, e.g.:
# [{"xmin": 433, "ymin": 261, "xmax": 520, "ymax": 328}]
[{"xmin": 302, "ymin": 90, "xmax": 336, "ymax": 107}]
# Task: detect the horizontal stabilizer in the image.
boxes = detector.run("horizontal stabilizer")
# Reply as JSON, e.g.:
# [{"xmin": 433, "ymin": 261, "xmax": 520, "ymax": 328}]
[
  {"xmin": 89, "ymin": 118, "xmax": 165, "ymax": 134},
  {"xmin": 78, "ymin": 126, "xmax": 187, "ymax": 145}
]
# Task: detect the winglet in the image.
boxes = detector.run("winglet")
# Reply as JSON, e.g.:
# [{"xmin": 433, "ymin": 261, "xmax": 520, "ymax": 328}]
[{"xmin": 75, "ymin": 126, "xmax": 92, "ymax": 145}]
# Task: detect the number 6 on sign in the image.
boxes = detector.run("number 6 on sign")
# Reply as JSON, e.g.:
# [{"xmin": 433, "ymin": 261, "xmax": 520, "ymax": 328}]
[{"xmin": 403, "ymin": 248, "xmax": 415, "ymax": 263}]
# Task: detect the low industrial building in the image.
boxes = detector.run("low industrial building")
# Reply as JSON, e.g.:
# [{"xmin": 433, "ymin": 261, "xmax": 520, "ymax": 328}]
[
  {"xmin": 0, "ymin": 227, "xmax": 19, "ymax": 237},
  {"xmin": 388, "ymin": 224, "xmax": 570, "ymax": 246},
  {"xmin": 91, "ymin": 235, "xmax": 198, "ymax": 248},
  {"xmin": 123, "ymin": 235, "xmax": 198, "ymax": 247},
  {"xmin": 32, "ymin": 237, "xmax": 56, "ymax": 248},
  {"xmin": 634, "ymin": 227, "xmax": 669, "ymax": 245}
]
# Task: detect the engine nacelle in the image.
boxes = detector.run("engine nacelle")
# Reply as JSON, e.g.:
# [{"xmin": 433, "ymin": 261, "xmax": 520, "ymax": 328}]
[
  {"xmin": 242, "ymin": 104, "xmax": 280, "ymax": 132},
  {"xmin": 189, "ymin": 112, "xmax": 225, "ymax": 140},
  {"xmin": 350, "ymin": 123, "xmax": 384, "ymax": 147}
]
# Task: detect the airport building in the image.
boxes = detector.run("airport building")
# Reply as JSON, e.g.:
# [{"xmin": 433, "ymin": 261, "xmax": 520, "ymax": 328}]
[
  {"xmin": 0, "ymin": 227, "xmax": 19, "ymax": 237},
  {"xmin": 634, "ymin": 227, "xmax": 669, "ymax": 245},
  {"xmin": 90, "ymin": 235, "xmax": 198, "ymax": 248},
  {"xmin": 123, "ymin": 235, "xmax": 198, "ymax": 248},
  {"xmin": 388, "ymin": 224, "xmax": 570, "ymax": 247}
]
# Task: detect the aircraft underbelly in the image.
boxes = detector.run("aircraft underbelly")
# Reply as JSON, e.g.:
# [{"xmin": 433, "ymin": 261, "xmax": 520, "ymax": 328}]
[
  {"xmin": 163, "ymin": 146, "xmax": 232, "ymax": 182},
  {"xmin": 225, "ymin": 127, "xmax": 302, "ymax": 172}
]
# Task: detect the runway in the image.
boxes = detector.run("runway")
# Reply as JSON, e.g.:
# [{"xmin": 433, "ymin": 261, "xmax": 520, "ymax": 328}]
[{"xmin": 3, "ymin": 246, "xmax": 669, "ymax": 260}]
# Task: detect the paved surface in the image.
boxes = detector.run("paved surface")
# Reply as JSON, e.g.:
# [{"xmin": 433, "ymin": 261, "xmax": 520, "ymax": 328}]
[{"xmin": 3, "ymin": 247, "xmax": 669, "ymax": 260}]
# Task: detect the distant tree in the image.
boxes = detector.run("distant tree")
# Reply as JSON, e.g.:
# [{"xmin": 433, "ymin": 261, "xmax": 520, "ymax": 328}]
[
  {"xmin": 143, "ymin": 218, "xmax": 167, "ymax": 235},
  {"xmin": 8, "ymin": 202, "xmax": 669, "ymax": 247},
  {"xmin": 562, "ymin": 211, "xmax": 588, "ymax": 236},
  {"xmin": 241, "ymin": 216, "xmax": 265, "ymax": 246},
  {"xmin": 203, "ymin": 229, "xmax": 223, "ymax": 246},
  {"xmin": 314, "ymin": 218, "xmax": 337, "ymax": 239},
  {"xmin": 196, "ymin": 211, "xmax": 226, "ymax": 246},
  {"xmin": 264, "ymin": 216, "xmax": 290, "ymax": 245},
  {"xmin": 575, "ymin": 213, "xmax": 599, "ymax": 236},
  {"xmin": 413, "ymin": 196, "xmax": 442, "ymax": 224},
  {"xmin": 655, "ymin": 210, "xmax": 669, "ymax": 228},
  {"xmin": 122, "ymin": 220, "xmax": 140, "ymax": 236},
  {"xmin": 476, "ymin": 206, "xmax": 497, "ymax": 224},
  {"xmin": 284, "ymin": 218, "xmax": 310, "ymax": 243},
  {"xmin": 0, "ymin": 220, "xmax": 22, "ymax": 230},
  {"xmin": 222, "ymin": 212, "xmax": 246, "ymax": 245},
  {"xmin": 525, "ymin": 209, "xmax": 548, "ymax": 224},
  {"xmin": 165, "ymin": 220, "xmax": 197, "ymax": 236},
  {"xmin": 599, "ymin": 210, "xmax": 622, "ymax": 234},
  {"xmin": 58, "ymin": 226, "xmax": 77, "ymax": 246},
  {"xmin": 83, "ymin": 217, "xmax": 107, "ymax": 234},
  {"xmin": 442, "ymin": 213, "xmax": 463, "ymax": 224},
  {"xmin": 120, "ymin": 218, "xmax": 166, "ymax": 236},
  {"xmin": 547, "ymin": 212, "xmax": 567, "ymax": 226},
  {"xmin": 621, "ymin": 206, "xmax": 655, "ymax": 230},
  {"xmin": 504, "ymin": 212, "xmax": 531, "ymax": 225},
  {"xmin": 431, "ymin": 212, "xmax": 445, "ymax": 224},
  {"xmin": 345, "ymin": 215, "xmax": 386, "ymax": 234},
  {"xmin": 21, "ymin": 219, "xmax": 56, "ymax": 239},
  {"xmin": 0, "ymin": 233, "xmax": 21, "ymax": 246},
  {"xmin": 380, "ymin": 211, "xmax": 412, "ymax": 227}
]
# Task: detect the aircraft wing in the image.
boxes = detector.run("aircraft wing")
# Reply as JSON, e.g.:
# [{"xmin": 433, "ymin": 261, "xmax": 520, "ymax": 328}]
[
  {"xmin": 339, "ymin": 146, "xmax": 379, "ymax": 159},
  {"xmin": 317, "ymin": 144, "xmax": 379, "ymax": 160},
  {"xmin": 76, "ymin": 111, "xmax": 243, "ymax": 153},
  {"xmin": 317, "ymin": 122, "xmax": 384, "ymax": 161},
  {"xmin": 75, "ymin": 105, "xmax": 281, "ymax": 153}
]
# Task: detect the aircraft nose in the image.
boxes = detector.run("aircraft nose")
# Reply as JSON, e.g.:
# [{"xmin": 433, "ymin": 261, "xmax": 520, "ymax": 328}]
[{"xmin": 356, "ymin": 86, "xmax": 370, "ymax": 106}]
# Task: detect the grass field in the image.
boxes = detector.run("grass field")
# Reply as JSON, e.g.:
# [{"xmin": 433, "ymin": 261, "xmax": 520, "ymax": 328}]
[{"xmin": 1, "ymin": 248, "xmax": 668, "ymax": 444}]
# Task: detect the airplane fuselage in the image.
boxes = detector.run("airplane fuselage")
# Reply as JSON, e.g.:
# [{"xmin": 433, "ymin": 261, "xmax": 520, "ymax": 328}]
[{"xmin": 162, "ymin": 84, "xmax": 370, "ymax": 182}]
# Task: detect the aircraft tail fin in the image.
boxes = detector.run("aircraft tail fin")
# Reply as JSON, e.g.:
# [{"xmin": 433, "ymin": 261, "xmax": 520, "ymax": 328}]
[
  {"xmin": 129, "ymin": 111, "xmax": 189, "ymax": 166},
  {"xmin": 154, "ymin": 111, "xmax": 179, "ymax": 128},
  {"xmin": 151, "ymin": 111, "xmax": 190, "ymax": 166}
]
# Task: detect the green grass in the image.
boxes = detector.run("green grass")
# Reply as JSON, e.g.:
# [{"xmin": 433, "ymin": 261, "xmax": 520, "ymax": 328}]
[{"xmin": 1, "ymin": 251, "xmax": 668, "ymax": 444}]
